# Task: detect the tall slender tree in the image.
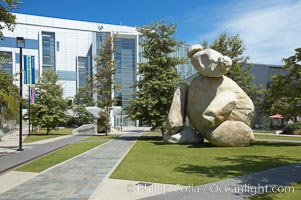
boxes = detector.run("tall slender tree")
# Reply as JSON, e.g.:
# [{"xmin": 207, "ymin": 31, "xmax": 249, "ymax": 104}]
[
  {"xmin": 127, "ymin": 21, "xmax": 185, "ymax": 134},
  {"xmin": 94, "ymin": 34, "xmax": 120, "ymax": 135}
]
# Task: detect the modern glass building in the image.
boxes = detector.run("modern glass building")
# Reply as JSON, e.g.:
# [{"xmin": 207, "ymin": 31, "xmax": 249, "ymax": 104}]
[{"xmin": 0, "ymin": 13, "xmax": 141, "ymax": 127}]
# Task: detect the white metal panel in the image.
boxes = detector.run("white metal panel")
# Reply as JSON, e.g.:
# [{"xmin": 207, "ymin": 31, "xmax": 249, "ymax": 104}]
[{"xmin": 59, "ymin": 81, "xmax": 77, "ymax": 98}]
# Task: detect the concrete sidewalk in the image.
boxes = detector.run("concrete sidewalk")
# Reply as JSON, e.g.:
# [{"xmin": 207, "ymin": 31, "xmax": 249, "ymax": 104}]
[
  {"xmin": 0, "ymin": 131, "xmax": 142, "ymax": 200},
  {"xmin": 0, "ymin": 134, "xmax": 89, "ymax": 174},
  {"xmin": 0, "ymin": 129, "xmax": 28, "ymax": 155}
]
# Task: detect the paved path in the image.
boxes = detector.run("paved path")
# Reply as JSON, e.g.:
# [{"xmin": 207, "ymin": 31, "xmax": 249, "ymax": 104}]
[
  {"xmin": 0, "ymin": 131, "xmax": 142, "ymax": 200},
  {"xmin": 0, "ymin": 135, "xmax": 89, "ymax": 174},
  {"xmin": 140, "ymin": 162, "xmax": 301, "ymax": 200}
]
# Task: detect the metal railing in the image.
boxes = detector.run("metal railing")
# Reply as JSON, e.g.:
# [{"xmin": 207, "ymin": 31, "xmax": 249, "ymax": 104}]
[{"xmin": 72, "ymin": 124, "xmax": 97, "ymax": 135}]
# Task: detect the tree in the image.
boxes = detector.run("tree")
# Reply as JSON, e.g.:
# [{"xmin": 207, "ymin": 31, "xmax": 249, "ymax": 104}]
[
  {"xmin": 263, "ymin": 48, "xmax": 301, "ymax": 121},
  {"xmin": 0, "ymin": 0, "xmax": 22, "ymax": 38},
  {"xmin": 94, "ymin": 34, "xmax": 119, "ymax": 135},
  {"xmin": 126, "ymin": 21, "xmax": 185, "ymax": 134},
  {"xmin": 30, "ymin": 71, "xmax": 69, "ymax": 134},
  {"xmin": 71, "ymin": 85, "xmax": 94, "ymax": 126},
  {"xmin": 0, "ymin": 69, "xmax": 19, "ymax": 123},
  {"xmin": 202, "ymin": 32, "xmax": 262, "ymax": 99}
]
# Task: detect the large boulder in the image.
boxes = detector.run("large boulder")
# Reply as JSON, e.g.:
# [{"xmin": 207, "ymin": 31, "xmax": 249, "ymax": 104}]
[
  {"xmin": 187, "ymin": 75, "xmax": 254, "ymax": 137},
  {"xmin": 166, "ymin": 83, "xmax": 189, "ymax": 134},
  {"xmin": 165, "ymin": 46, "xmax": 255, "ymax": 147},
  {"xmin": 190, "ymin": 48, "xmax": 232, "ymax": 77},
  {"xmin": 163, "ymin": 127, "xmax": 204, "ymax": 144},
  {"xmin": 208, "ymin": 121, "xmax": 254, "ymax": 147}
]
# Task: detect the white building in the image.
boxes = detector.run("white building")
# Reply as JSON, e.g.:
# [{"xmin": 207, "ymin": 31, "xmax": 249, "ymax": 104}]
[{"xmin": 0, "ymin": 13, "xmax": 141, "ymax": 127}]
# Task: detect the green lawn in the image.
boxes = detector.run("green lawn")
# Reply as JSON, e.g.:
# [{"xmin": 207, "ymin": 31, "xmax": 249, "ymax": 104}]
[
  {"xmin": 111, "ymin": 132, "xmax": 301, "ymax": 186},
  {"xmin": 23, "ymin": 128, "xmax": 74, "ymax": 143},
  {"xmin": 16, "ymin": 134, "xmax": 119, "ymax": 173},
  {"xmin": 255, "ymin": 134, "xmax": 301, "ymax": 141},
  {"xmin": 247, "ymin": 182, "xmax": 301, "ymax": 200}
]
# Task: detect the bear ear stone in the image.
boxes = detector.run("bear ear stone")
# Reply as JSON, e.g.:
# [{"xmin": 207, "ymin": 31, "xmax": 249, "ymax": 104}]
[{"xmin": 188, "ymin": 44, "xmax": 203, "ymax": 58}]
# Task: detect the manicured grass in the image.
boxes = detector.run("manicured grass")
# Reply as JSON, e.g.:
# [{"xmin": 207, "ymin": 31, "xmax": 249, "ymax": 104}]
[
  {"xmin": 247, "ymin": 182, "xmax": 301, "ymax": 200},
  {"xmin": 16, "ymin": 134, "xmax": 119, "ymax": 173},
  {"xmin": 111, "ymin": 132, "xmax": 301, "ymax": 186},
  {"xmin": 255, "ymin": 134, "xmax": 301, "ymax": 141},
  {"xmin": 23, "ymin": 128, "xmax": 74, "ymax": 143}
]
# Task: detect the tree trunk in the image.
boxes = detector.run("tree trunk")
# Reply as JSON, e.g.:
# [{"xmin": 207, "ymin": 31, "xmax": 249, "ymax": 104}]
[
  {"xmin": 47, "ymin": 128, "xmax": 50, "ymax": 135},
  {"xmin": 294, "ymin": 115, "xmax": 298, "ymax": 122},
  {"xmin": 160, "ymin": 128, "xmax": 165, "ymax": 139}
]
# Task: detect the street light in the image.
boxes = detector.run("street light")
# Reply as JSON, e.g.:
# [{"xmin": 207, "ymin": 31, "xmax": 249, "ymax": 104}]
[{"xmin": 17, "ymin": 37, "xmax": 25, "ymax": 151}]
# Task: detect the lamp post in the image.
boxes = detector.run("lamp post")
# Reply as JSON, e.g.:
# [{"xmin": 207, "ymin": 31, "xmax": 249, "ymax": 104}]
[{"xmin": 17, "ymin": 37, "xmax": 25, "ymax": 151}]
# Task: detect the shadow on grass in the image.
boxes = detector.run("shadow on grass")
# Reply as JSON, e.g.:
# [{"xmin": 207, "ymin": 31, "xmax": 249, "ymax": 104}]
[
  {"xmin": 133, "ymin": 135, "xmax": 301, "ymax": 148},
  {"xmin": 115, "ymin": 133, "xmax": 301, "ymax": 148},
  {"xmin": 175, "ymin": 155, "xmax": 300, "ymax": 179},
  {"xmin": 113, "ymin": 135, "xmax": 147, "ymax": 141},
  {"xmin": 138, "ymin": 135, "xmax": 162, "ymax": 141},
  {"xmin": 252, "ymin": 141, "xmax": 301, "ymax": 147}
]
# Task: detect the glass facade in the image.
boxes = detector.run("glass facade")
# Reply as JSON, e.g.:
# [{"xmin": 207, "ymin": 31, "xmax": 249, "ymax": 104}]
[
  {"xmin": 78, "ymin": 56, "xmax": 90, "ymax": 87},
  {"xmin": 57, "ymin": 71, "xmax": 76, "ymax": 81},
  {"xmin": 96, "ymin": 32, "xmax": 110, "ymax": 52},
  {"xmin": 95, "ymin": 33, "xmax": 137, "ymax": 127},
  {"xmin": 173, "ymin": 45, "xmax": 196, "ymax": 79},
  {"xmin": 95, "ymin": 33, "xmax": 137, "ymax": 108},
  {"xmin": 138, "ymin": 38, "xmax": 196, "ymax": 80},
  {"xmin": 0, "ymin": 51, "xmax": 13, "ymax": 75},
  {"xmin": 42, "ymin": 32, "xmax": 56, "ymax": 72},
  {"xmin": 115, "ymin": 38, "xmax": 136, "ymax": 108}
]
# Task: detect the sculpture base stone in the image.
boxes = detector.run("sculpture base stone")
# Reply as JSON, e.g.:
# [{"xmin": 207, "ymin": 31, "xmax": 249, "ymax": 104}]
[
  {"xmin": 163, "ymin": 127, "xmax": 204, "ymax": 144},
  {"xmin": 208, "ymin": 121, "xmax": 254, "ymax": 147}
]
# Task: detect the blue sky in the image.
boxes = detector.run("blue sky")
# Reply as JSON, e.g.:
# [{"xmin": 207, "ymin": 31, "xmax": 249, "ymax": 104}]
[{"xmin": 15, "ymin": 0, "xmax": 301, "ymax": 65}]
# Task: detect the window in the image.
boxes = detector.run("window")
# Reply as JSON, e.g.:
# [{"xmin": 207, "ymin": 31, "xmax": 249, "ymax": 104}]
[
  {"xmin": 98, "ymin": 35, "xmax": 103, "ymax": 51},
  {"xmin": 78, "ymin": 56, "xmax": 90, "ymax": 87},
  {"xmin": 42, "ymin": 32, "xmax": 55, "ymax": 71},
  {"xmin": 114, "ymin": 38, "xmax": 136, "ymax": 107},
  {"xmin": 0, "ymin": 51, "xmax": 13, "ymax": 75}
]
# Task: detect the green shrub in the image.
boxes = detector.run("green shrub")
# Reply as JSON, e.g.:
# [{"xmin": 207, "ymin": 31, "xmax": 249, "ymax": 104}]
[{"xmin": 284, "ymin": 122, "xmax": 301, "ymax": 134}]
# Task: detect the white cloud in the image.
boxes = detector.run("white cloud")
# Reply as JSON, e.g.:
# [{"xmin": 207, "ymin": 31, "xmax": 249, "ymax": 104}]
[{"xmin": 188, "ymin": 0, "xmax": 301, "ymax": 65}]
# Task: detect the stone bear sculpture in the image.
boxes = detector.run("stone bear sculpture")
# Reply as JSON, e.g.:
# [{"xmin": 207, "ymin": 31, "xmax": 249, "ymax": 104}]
[{"xmin": 164, "ymin": 44, "xmax": 255, "ymax": 147}]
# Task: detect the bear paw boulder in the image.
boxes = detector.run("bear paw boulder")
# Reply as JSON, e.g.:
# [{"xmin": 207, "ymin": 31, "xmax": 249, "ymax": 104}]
[
  {"xmin": 163, "ymin": 127, "xmax": 204, "ymax": 144},
  {"xmin": 207, "ymin": 121, "xmax": 254, "ymax": 147}
]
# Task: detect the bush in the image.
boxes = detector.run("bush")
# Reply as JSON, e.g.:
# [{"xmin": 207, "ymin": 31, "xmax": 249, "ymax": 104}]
[{"xmin": 283, "ymin": 122, "xmax": 301, "ymax": 134}]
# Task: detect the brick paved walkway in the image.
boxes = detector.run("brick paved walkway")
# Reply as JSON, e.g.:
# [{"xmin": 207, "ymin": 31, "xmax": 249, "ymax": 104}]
[{"xmin": 0, "ymin": 132, "xmax": 142, "ymax": 200}]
